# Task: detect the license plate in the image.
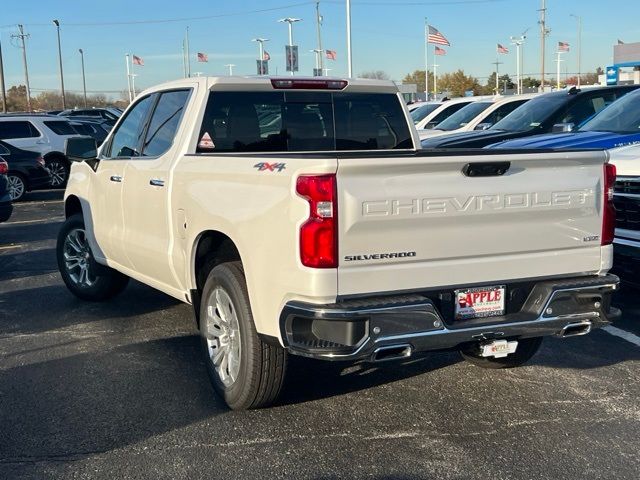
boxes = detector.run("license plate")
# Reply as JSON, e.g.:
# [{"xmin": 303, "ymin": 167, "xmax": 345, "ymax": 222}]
[
  {"xmin": 480, "ymin": 340, "xmax": 518, "ymax": 358},
  {"xmin": 455, "ymin": 285, "xmax": 506, "ymax": 320}
]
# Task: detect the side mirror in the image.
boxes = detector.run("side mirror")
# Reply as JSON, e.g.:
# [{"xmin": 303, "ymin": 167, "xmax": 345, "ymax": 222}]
[
  {"xmin": 552, "ymin": 122, "xmax": 575, "ymax": 133},
  {"xmin": 474, "ymin": 122, "xmax": 493, "ymax": 131},
  {"xmin": 65, "ymin": 136, "xmax": 98, "ymax": 162}
]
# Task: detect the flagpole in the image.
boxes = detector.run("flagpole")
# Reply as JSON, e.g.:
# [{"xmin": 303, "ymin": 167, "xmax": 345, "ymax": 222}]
[
  {"xmin": 185, "ymin": 27, "xmax": 191, "ymax": 78},
  {"xmin": 125, "ymin": 53, "xmax": 132, "ymax": 103},
  {"xmin": 556, "ymin": 51, "xmax": 562, "ymax": 89},
  {"xmin": 424, "ymin": 18, "xmax": 429, "ymax": 99},
  {"xmin": 182, "ymin": 39, "xmax": 187, "ymax": 78},
  {"xmin": 433, "ymin": 60, "xmax": 438, "ymax": 98}
]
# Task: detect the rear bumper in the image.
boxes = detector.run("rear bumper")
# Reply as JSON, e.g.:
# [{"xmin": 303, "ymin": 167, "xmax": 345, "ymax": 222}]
[{"xmin": 279, "ymin": 274, "xmax": 620, "ymax": 361}]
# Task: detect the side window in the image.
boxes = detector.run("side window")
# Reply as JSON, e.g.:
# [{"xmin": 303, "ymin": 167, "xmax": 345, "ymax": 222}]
[
  {"xmin": 482, "ymin": 100, "xmax": 527, "ymax": 125},
  {"xmin": 562, "ymin": 92, "xmax": 616, "ymax": 126},
  {"xmin": 0, "ymin": 121, "xmax": 40, "ymax": 139},
  {"xmin": 106, "ymin": 95, "xmax": 155, "ymax": 158},
  {"xmin": 141, "ymin": 90, "xmax": 190, "ymax": 157},
  {"xmin": 428, "ymin": 102, "xmax": 470, "ymax": 127},
  {"xmin": 0, "ymin": 143, "xmax": 10, "ymax": 155},
  {"xmin": 44, "ymin": 121, "xmax": 77, "ymax": 136}
]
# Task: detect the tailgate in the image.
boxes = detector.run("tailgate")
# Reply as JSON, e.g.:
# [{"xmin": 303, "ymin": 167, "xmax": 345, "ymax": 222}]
[{"xmin": 337, "ymin": 150, "xmax": 607, "ymax": 296}]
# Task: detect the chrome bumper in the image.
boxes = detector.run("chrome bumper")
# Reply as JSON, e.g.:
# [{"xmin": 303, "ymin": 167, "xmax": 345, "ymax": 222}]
[{"xmin": 279, "ymin": 274, "xmax": 620, "ymax": 361}]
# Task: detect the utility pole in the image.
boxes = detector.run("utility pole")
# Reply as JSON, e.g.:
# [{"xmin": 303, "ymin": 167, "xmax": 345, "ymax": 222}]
[
  {"xmin": 570, "ymin": 14, "xmax": 582, "ymax": 88},
  {"xmin": 346, "ymin": 0, "xmax": 353, "ymax": 77},
  {"xmin": 538, "ymin": 0, "xmax": 549, "ymax": 91},
  {"xmin": 316, "ymin": 2, "xmax": 324, "ymax": 75},
  {"xmin": 79, "ymin": 49, "xmax": 87, "ymax": 108},
  {"xmin": 53, "ymin": 20, "xmax": 66, "ymax": 109},
  {"xmin": 12, "ymin": 25, "xmax": 32, "ymax": 112},
  {"xmin": 492, "ymin": 59, "xmax": 503, "ymax": 93},
  {"xmin": 0, "ymin": 38, "xmax": 7, "ymax": 113}
]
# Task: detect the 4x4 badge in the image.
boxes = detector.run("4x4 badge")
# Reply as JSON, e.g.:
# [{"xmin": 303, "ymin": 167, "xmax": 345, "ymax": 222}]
[{"xmin": 254, "ymin": 162, "xmax": 286, "ymax": 172}]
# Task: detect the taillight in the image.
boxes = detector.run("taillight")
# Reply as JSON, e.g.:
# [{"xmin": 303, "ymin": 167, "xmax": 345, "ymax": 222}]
[
  {"xmin": 296, "ymin": 174, "xmax": 338, "ymax": 268},
  {"xmin": 0, "ymin": 160, "xmax": 7, "ymax": 175},
  {"xmin": 271, "ymin": 79, "xmax": 348, "ymax": 90},
  {"xmin": 602, "ymin": 163, "xmax": 616, "ymax": 246},
  {"xmin": 36, "ymin": 156, "xmax": 45, "ymax": 167}
]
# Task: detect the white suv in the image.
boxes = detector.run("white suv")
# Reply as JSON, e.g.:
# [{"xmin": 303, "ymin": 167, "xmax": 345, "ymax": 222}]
[{"xmin": 0, "ymin": 114, "xmax": 80, "ymax": 187}]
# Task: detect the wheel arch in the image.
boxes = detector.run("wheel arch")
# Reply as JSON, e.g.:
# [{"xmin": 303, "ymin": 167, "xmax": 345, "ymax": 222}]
[{"xmin": 64, "ymin": 194, "xmax": 83, "ymax": 219}]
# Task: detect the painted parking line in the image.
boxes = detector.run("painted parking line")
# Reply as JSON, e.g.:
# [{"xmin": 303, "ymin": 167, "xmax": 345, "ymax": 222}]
[
  {"xmin": 602, "ymin": 325, "xmax": 640, "ymax": 347},
  {"xmin": 0, "ymin": 244, "xmax": 23, "ymax": 250},
  {"xmin": 19, "ymin": 199, "xmax": 64, "ymax": 205},
  {"xmin": 0, "ymin": 217, "xmax": 64, "ymax": 226}
]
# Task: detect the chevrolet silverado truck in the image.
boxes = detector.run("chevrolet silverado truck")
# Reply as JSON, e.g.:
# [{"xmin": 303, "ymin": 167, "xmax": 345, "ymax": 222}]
[{"xmin": 57, "ymin": 76, "xmax": 620, "ymax": 410}]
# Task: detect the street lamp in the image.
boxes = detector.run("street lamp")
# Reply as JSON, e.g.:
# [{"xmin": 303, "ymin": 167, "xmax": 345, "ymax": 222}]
[
  {"xmin": 510, "ymin": 34, "xmax": 527, "ymax": 94},
  {"xmin": 225, "ymin": 64, "xmax": 236, "ymax": 76},
  {"xmin": 79, "ymin": 49, "xmax": 87, "ymax": 107},
  {"xmin": 53, "ymin": 19, "xmax": 66, "ymax": 109},
  {"xmin": 310, "ymin": 49, "xmax": 323, "ymax": 75},
  {"xmin": 252, "ymin": 38, "xmax": 269, "ymax": 75},
  {"xmin": 278, "ymin": 17, "xmax": 301, "ymax": 75},
  {"xmin": 570, "ymin": 14, "xmax": 582, "ymax": 88}
]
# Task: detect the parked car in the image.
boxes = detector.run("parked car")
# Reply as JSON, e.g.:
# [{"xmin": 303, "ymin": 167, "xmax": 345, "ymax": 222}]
[
  {"xmin": 421, "ymin": 85, "xmax": 639, "ymax": 149},
  {"xmin": 412, "ymin": 97, "xmax": 487, "ymax": 130},
  {"xmin": 0, "ymin": 158, "xmax": 12, "ymax": 222},
  {"xmin": 69, "ymin": 118, "xmax": 112, "ymax": 146},
  {"xmin": 608, "ymin": 144, "xmax": 640, "ymax": 285},
  {"xmin": 487, "ymin": 88, "xmax": 640, "ymax": 150},
  {"xmin": 57, "ymin": 76, "xmax": 619, "ymax": 410},
  {"xmin": 0, "ymin": 140, "xmax": 52, "ymax": 201},
  {"xmin": 419, "ymin": 94, "xmax": 536, "ymax": 140},
  {"xmin": 58, "ymin": 108, "xmax": 121, "ymax": 126},
  {"xmin": 0, "ymin": 114, "xmax": 79, "ymax": 187}
]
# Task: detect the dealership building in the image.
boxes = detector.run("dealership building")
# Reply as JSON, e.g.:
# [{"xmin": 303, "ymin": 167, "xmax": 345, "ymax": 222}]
[{"xmin": 601, "ymin": 42, "xmax": 640, "ymax": 85}]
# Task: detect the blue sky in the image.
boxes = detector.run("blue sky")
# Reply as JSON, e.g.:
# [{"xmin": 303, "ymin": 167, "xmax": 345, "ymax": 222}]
[{"xmin": 0, "ymin": 0, "xmax": 637, "ymax": 98}]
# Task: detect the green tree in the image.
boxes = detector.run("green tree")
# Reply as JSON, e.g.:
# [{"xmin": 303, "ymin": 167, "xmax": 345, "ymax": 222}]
[
  {"xmin": 521, "ymin": 77, "xmax": 541, "ymax": 89},
  {"xmin": 438, "ymin": 70, "xmax": 482, "ymax": 97},
  {"xmin": 403, "ymin": 69, "xmax": 434, "ymax": 94},
  {"xmin": 360, "ymin": 70, "xmax": 390, "ymax": 80}
]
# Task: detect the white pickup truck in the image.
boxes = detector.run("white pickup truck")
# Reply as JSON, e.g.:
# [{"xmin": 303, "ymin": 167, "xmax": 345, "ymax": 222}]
[{"xmin": 58, "ymin": 76, "xmax": 620, "ymax": 410}]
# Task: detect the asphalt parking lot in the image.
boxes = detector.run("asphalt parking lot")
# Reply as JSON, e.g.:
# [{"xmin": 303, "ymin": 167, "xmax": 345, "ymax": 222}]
[{"xmin": 1, "ymin": 191, "xmax": 639, "ymax": 480}]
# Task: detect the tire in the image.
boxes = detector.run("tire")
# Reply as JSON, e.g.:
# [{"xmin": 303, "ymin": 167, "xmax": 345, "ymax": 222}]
[
  {"xmin": 7, "ymin": 173, "xmax": 26, "ymax": 201},
  {"xmin": 56, "ymin": 214, "xmax": 129, "ymax": 301},
  {"xmin": 46, "ymin": 156, "xmax": 70, "ymax": 188},
  {"xmin": 459, "ymin": 337, "xmax": 543, "ymax": 369},
  {"xmin": 199, "ymin": 261, "xmax": 287, "ymax": 410}
]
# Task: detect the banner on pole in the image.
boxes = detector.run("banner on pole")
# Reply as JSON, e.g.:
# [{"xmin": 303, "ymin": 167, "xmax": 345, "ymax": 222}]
[
  {"xmin": 286, "ymin": 45, "xmax": 299, "ymax": 72},
  {"xmin": 313, "ymin": 68, "xmax": 323, "ymax": 76},
  {"xmin": 257, "ymin": 60, "xmax": 269, "ymax": 75}
]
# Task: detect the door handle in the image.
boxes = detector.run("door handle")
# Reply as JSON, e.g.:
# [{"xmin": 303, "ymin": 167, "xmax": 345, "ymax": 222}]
[
  {"xmin": 149, "ymin": 179, "xmax": 165, "ymax": 187},
  {"xmin": 462, "ymin": 162, "xmax": 511, "ymax": 177},
  {"xmin": 110, "ymin": 175, "xmax": 122, "ymax": 183}
]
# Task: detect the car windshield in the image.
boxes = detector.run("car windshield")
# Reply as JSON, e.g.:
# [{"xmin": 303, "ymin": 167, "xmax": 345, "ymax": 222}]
[
  {"xmin": 491, "ymin": 95, "xmax": 564, "ymax": 132},
  {"xmin": 579, "ymin": 91, "xmax": 640, "ymax": 133},
  {"xmin": 434, "ymin": 102, "xmax": 492, "ymax": 131},
  {"xmin": 410, "ymin": 103, "xmax": 439, "ymax": 123}
]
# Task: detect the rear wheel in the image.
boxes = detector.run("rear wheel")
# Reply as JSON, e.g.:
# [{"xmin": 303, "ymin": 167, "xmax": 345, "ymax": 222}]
[
  {"xmin": 199, "ymin": 261, "xmax": 287, "ymax": 410},
  {"xmin": 459, "ymin": 337, "xmax": 543, "ymax": 369},
  {"xmin": 46, "ymin": 157, "xmax": 69, "ymax": 188},
  {"xmin": 7, "ymin": 173, "xmax": 26, "ymax": 201},
  {"xmin": 57, "ymin": 214, "xmax": 129, "ymax": 301}
]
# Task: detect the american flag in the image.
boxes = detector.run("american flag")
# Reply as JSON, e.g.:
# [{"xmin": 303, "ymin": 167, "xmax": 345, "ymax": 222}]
[
  {"xmin": 497, "ymin": 43, "xmax": 509, "ymax": 54},
  {"xmin": 427, "ymin": 25, "xmax": 450, "ymax": 46},
  {"xmin": 132, "ymin": 55, "xmax": 144, "ymax": 66},
  {"xmin": 325, "ymin": 49, "xmax": 337, "ymax": 60},
  {"xmin": 263, "ymin": 50, "xmax": 271, "ymax": 61},
  {"xmin": 558, "ymin": 41, "xmax": 570, "ymax": 52},
  {"xmin": 434, "ymin": 46, "xmax": 446, "ymax": 56},
  {"xmin": 197, "ymin": 52, "xmax": 208, "ymax": 63}
]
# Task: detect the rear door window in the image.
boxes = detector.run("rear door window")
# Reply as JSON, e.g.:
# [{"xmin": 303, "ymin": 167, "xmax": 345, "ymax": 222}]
[
  {"xmin": 561, "ymin": 91, "xmax": 618, "ymax": 126},
  {"xmin": 44, "ymin": 121, "xmax": 77, "ymax": 136},
  {"xmin": 481, "ymin": 99, "xmax": 528, "ymax": 126},
  {"xmin": 0, "ymin": 121, "xmax": 40, "ymax": 139},
  {"xmin": 198, "ymin": 90, "xmax": 411, "ymax": 152},
  {"xmin": 427, "ymin": 102, "xmax": 472, "ymax": 127}
]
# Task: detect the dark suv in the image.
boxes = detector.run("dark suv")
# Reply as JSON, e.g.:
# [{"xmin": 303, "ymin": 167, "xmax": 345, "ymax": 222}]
[{"xmin": 421, "ymin": 85, "xmax": 639, "ymax": 149}]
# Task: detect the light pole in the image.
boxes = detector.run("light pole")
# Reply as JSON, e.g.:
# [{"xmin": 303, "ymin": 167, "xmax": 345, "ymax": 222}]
[
  {"xmin": 315, "ymin": 2, "xmax": 324, "ymax": 75},
  {"xmin": 346, "ymin": 0, "xmax": 353, "ymax": 77},
  {"xmin": 556, "ymin": 50, "xmax": 564, "ymax": 89},
  {"xmin": 278, "ymin": 17, "xmax": 301, "ymax": 75},
  {"xmin": 252, "ymin": 38, "xmax": 269, "ymax": 75},
  {"xmin": 225, "ymin": 64, "xmax": 236, "ymax": 75},
  {"xmin": 570, "ymin": 14, "xmax": 582, "ymax": 87},
  {"xmin": 311, "ymin": 49, "xmax": 323, "ymax": 75},
  {"xmin": 510, "ymin": 34, "xmax": 527, "ymax": 94},
  {"xmin": 492, "ymin": 59, "xmax": 503, "ymax": 94},
  {"xmin": 79, "ymin": 49, "xmax": 87, "ymax": 107},
  {"xmin": 53, "ymin": 20, "xmax": 66, "ymax": 109}
]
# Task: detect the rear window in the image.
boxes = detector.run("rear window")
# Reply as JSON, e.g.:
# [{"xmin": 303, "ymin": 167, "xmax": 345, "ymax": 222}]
[
  {"xmin": 0, "ymin": 121, "xmax": 40, "ymax": 139},
  {"xmin": 44, "ymin": 121, "xmax": 77, "ymax": 135},
  {"xmin": 197, "ymin": 91, "xmax": 412, "ymax": 153}
]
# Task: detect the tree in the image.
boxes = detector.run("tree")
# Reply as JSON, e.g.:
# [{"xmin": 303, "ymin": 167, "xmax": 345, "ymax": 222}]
[
  {"xmin": 521, "ymin": 77, "xmax": 541, "ymax": 88},
  {"xmin": 438, "ymin": 70, "xmax": 482, "ymax": 97},
  {"xmin": 402, "ymin": 69, "xmax": 434, "ymax": 94},
  {"xmin": 360, "ymin": 70, "xmax": 390, "ymax": 80},
  {"xmin": 6, "ymin": 85, "xmax": 29, "ymax": 112}
]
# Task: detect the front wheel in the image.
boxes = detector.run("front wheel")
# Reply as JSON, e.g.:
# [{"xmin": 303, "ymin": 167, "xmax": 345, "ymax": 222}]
[
  {"xmin": 459, "ymin": 337, "xmax": 543, "ymax": 369},
  {"xmin": 199, "ymin": 261, "xmax": 287, "ymax": 410},
  {"xmin": 46, "ymin": 157, "xmax": 69, "ymax": 188},
  {"xmin": 56, "ymin": 214, "xmax": 129, "ymax": 301}
]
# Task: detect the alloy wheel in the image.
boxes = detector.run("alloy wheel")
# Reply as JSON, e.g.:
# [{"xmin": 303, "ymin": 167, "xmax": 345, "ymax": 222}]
[
  {"xmin": 48, "ymin": 160, "xmax": 67, "ymax": 187},
  {"xmin": 62, "ymin": 228, "xmax": 97, "ymax": 288},
  {"xmin": 7, "ymin": 175, "xmax": 25, "ymax": 201}
]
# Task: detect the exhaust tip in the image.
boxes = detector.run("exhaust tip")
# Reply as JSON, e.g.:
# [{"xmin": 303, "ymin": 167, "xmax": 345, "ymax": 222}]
[
  {"xmin": 371, "ymin": 344, "xmax": 412, "ymax": 362},
  {"xmin": 558, "ymin": 321, "xmax": 592, "ymax": 338}
]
